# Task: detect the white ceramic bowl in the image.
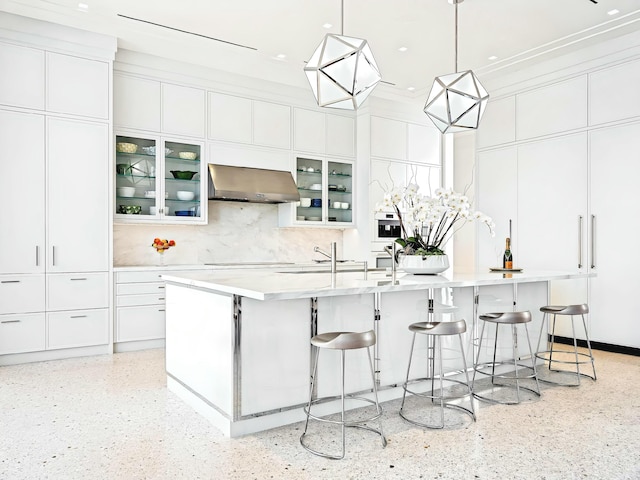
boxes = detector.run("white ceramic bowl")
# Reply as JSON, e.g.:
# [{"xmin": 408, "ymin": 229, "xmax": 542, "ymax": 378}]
[
  {"xmin": 176, "ymin": 190, "xmax": 195, "ymax": 201},
  {"xmin": 300, "ymin": 198, "xmax": 311, "ymax": 207},
  {"xmin": 333, "ymin": 202, "xmax": 342, "ymax": 209},
  {"xmin": 149, "ymin": 206, "xmax": 157, "ymax": 215},
  {"xmin": 144, "ymin": 191, "xmax": 155, "ymax": 198},
  {"xmin": 308, "ymin": 216, "xmax": 321, "ymax": 221},
  {"xmin": 341, "ymin": 202, "xmax": 349, "ymax": 209},
  {"xmin": 178, "ymin": 151, "xmax": 197, "ymax": 160},
  {"xmin": 310, "ymin": 184, "xmax": 322, "ymax": 190},
  {"xmin": 296, "ymin": 216, "xmax": 305, "ymax": 221},
  {"xmin": 117, "ymin": 186, "xmax": 135, "ymax": 197}
]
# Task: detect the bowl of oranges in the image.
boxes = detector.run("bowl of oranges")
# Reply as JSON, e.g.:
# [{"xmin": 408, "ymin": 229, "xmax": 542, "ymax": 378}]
[{"xmin": 152, "ymin": 238, "xmax": 175, "ymax": 253}]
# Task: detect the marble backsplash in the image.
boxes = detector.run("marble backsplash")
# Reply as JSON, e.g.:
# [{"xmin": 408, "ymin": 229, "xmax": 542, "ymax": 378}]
[{"xmin": 113, "ymin": 201, "xmax": 344, "ymax": 267}]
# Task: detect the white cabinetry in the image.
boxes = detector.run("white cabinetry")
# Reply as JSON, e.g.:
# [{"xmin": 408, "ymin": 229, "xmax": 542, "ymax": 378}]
[
  {"xmin": 477, "ymin": 96, "xmax": 516, "ymax": 148},
  {"xmin": 0, "ymin": 112, "xmax": 110, "ymax": 364},
  {"xmin": 516, "ymin": 76, "xmax": 587, "ymax": 140},
  {"xmin": 115, "ymin": 133, "xmax": 206, "ymax": 224},
  {"xmin": 280, "ymin": 156, "xmax": 354, "ymax": 227},
  {"xmin": 48, "ymin": 117, "xmax": 109, "ymax": 271},
  {"xmin": 0, "ymin": 110, "xmax": 45, "ymax": 274},
  {"xmin": 114, "ymin": 74, "xmax": 161, "ymax": 131},
  {"xmin": 209, "ymin": 92, "xmax": 291, "ymax": 149},
  {"xmin": 162, "ymin": 83, "xmax": 206, "ymax": 138},
  {"xmin": 371, "ymin": 116, "xmax": 406, "ymax": 160},
  {"xmin": 47, "ymin": 52, "xmax": 109, "ymax": 119},
  {"xmin": 0, "ymin": 42, "xmax": 45, "ymax": 110},
  {"xmin": 114, "ymin": 74, "xmax": 206, "ymax": 138},
  {"xmin": 114, "ymin": 268, "xmax": 211, "ymax": 351},
  {"xmin": 589, "ymin": 122, "xmax": 640, "ymax": 348},
  {"xmin": 294, "ymin": 107, "xmax": 355, "ymax": 157},
  {"xmin": 589, "ymin": 59, "xmax": 640, "ymax": 126}
]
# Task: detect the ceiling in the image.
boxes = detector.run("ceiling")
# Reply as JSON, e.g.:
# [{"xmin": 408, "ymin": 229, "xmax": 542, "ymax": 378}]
[{"xmin": 2, "ymin": 0, "xmax": 640, "ymax": 101}]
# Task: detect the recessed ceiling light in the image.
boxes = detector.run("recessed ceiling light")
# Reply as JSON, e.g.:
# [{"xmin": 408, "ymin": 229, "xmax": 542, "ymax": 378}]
[
  {"xmin": 407, "ymin": 86, "xmax": 416, "ymax": 91},
  {"xmin": 322, "ymin": 23, "xmax": 333, "ymax": 29},
  {"xmin": 276, "ymin": 54, "xmax": 286, "ymax": 59},
  {"xmin": 488, "ymin": 55, "xmax": 498, "ymax": 61},
  {"xmin": 77, "ymin": 2, "xmax": 88, "ymax": 10},
  {"xmin": 398, "ymin": 47, "xmax": 408, "ymax": 52},
  {"xmin": 607, "ymin": 9, "xmax": 620, "ymax": 15}
]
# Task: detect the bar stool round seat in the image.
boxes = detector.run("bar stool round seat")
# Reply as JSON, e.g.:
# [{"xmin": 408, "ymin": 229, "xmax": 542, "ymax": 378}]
[
  {"xmin": 399, "ymin": 319, "xmax": 476, "ymax": 429},
  {"xmin": 472, "ymin": 311, "xmax": 541, "ymax": 405},
  {"xmin": 535, "ymin": 304, "xmax": 596, "ymax": 386},
  {"xmin": 300, "ymin": 330, "xmax": 387, "ymax": 460}
]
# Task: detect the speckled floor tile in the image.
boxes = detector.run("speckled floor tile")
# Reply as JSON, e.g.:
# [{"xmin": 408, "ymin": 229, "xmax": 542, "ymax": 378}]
[{"xmin": 1, "ymin": 348, "xmax": 639, "ymax": 480}]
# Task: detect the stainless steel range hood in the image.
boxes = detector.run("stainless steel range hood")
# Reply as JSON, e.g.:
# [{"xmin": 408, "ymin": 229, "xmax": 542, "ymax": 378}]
[{"xmin": 208, "ymin": 164, "xmax": 300, "ymax": 203}]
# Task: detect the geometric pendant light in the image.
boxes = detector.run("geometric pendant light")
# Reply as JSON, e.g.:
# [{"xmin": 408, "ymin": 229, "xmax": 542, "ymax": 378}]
[
  {"xmin": 424, "ymin": 0, "xmax": 489, "ymax": 133},
  {"xmin": 304, "ymin": 0, "xmax": 381, "ymax": 110}
]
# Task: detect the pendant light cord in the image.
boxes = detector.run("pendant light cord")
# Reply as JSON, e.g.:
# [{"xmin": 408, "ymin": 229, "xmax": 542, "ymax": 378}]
[{"xmin": 454, "ymin": 0, "xmax": 458, "ymax": 73}]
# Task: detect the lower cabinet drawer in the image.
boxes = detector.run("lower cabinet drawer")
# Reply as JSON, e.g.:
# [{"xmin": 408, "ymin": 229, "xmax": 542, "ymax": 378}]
[
  {"xmin": 116, "ymin": 305, "xmax": 166, "ymax": 343},
  {"xmin": 116, "ymin": 293, "xmax": 165, "ymax": 307},
  {"xmin": 47, "ymin": 309, "xmax": 109, "ymax": 350},
  {"xmin": 48, "ymin": 272, "xmax": 109, "ymax": 311},
  {"xmin": 0, "ymin": 275, "xmax": 45, "ymax": 315},
  {"xmin": 0, "ymin": 313, "xmax": 46, "ymax": 355}
]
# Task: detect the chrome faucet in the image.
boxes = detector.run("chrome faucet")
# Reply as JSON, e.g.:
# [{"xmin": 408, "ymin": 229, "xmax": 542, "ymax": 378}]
[
  {"xmin": 314, "ymin": 242, "xmax": 337, "ymax": 274},
  {"xmin": 383, "ymin": 243, "xmax": 398, "ymax": 275}
]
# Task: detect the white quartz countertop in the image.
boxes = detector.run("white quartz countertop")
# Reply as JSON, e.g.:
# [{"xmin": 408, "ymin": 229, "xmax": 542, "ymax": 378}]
[{"xmin": 161, "ymin": 269, "xmax": 594, "ymax": 301}]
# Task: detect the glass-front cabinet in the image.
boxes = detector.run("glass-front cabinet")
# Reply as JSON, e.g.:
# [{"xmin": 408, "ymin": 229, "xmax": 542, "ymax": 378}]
[
  {"xmin": 284, "ymin": 156, "xmax": 354, "ymax": 226},
  {"xmin": 114, "ymin": 133, "xmax": 206, "ymax": 224}
]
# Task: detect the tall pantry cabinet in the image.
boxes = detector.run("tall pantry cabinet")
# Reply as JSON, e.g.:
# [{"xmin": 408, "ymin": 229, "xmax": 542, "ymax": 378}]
[
  {"xmin": 475, "ymin": 57, "xmax": 640, "ymax": 350},
  {"xmin": 0, "ymin": 16, "xmax": 115, "ymax": 365}
]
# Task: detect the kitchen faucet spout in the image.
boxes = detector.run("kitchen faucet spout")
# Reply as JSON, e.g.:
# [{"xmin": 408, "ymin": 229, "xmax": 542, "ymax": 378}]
[{"xmin": 314, "ymin": 242, "xmax": 337, "ymax": 274}]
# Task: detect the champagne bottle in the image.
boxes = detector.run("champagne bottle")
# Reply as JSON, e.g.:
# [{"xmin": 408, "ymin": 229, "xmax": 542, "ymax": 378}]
[{"xmin": 503, "ymin": 237, "xmax": 513, "ymax": 269}]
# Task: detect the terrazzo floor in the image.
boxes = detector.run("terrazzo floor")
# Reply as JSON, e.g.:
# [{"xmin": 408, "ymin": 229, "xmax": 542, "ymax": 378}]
[{"xmin": 1, "ymin": 347, "xmax": 639, "ymax": 480}]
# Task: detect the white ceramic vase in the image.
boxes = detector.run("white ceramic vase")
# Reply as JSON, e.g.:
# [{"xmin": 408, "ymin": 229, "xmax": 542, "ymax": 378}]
[{"xmin": 400, "ymin": 254, "xmax": 449, "ymax": 275}]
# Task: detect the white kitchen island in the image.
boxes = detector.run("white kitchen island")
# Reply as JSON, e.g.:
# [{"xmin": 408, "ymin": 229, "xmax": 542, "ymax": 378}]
[{"xmin": 162, "ymin": 268, "xmax": 593, "ymax": 437}]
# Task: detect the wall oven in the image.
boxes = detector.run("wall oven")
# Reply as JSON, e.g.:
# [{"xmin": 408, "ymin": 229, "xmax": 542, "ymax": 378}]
[{"xmin": 375, "ymin": 212, "xmax": 401, "ymax": 241}]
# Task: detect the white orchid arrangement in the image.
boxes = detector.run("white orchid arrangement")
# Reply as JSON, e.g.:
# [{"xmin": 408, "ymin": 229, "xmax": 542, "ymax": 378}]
[{"xmin": 377, "ymin": 184, "xmax": 495, "ymax": 256}]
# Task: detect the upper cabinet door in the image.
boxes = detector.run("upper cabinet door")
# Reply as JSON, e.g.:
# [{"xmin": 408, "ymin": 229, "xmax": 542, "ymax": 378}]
[
  {"xmin": 516, "ymin": 76, "xmax": 587, "ymax": 140},
  {"xmin": 477, "ymin": 96, "xmax": 516, "ymax": 149},
  {"xmin": 253, "ymin": 100, "xmax": 291, "ymax": 149},
  {"xmin": 407, "ymin": 123, "xmax": 440, "ymax": 165},
  {"xmin": 162, "ymin": 83, "xmax": 206, "ymax": 138},
  {"xmin": 326, "ymin": 114, "xmax": 355, "ymax": 158},
  {"xmin": 294, "ymin": 108, "xmax": 325, "ymax": 154},
  {"xmin": 114, "ymin": 74, "xmax": 161, "ymax": 131},
  {"xmin": 0, "ymin": 42, "xmax": 45, "ymax": 110},
  {"xmin": 589, "ymin": 59, "xmax": 640, "ymax": 126},
  {"xmin": 0, "ymin": 110, "xmax": 45, "ymax": 274},
  {"xmin": 370, "ymin": 116, "xmax": 407, "ymax": 160},
  {"xmin": 208, "ymin": 92, "xmax": 252, "ymax": 143},
  {"xmin": 47, "ymin": 118, "xmax": 109, "ymax": 272},
  {"xmin": 46, "ymin": 52, "xmax": 109, "ymax": 120}
]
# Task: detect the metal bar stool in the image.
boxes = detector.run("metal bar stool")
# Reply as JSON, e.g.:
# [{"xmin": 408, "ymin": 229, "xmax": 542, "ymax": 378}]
[
  {"xmin": 300, "ymin": 330, "xmax": 387, "ymax": 460},
  {"xmin": 399, "ymin": 319, "xmax": 476, "ymax": 429},
  {"xmin": 472, "ymin": 311, "xmax": 541, "ymax": 405},
  {"xmin": 535, "ymin": 304, "xmax": 597, "ymax": 386}
]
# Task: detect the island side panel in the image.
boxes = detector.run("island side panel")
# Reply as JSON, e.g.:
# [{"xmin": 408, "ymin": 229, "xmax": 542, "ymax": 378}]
[
  {"xmin": 315, "ymin": 294, "xmax": 377, "ymax": 398},
  {"xmin": 165, "ymin": 283, "xmax": 234, "ymax": 416},
  {"xmin": 239, "ymin": 297, "xmax": 311, "ymax": 416}
]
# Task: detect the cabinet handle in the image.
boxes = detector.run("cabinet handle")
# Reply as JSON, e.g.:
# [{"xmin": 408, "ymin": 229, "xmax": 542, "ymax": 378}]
[
  {"xmin": 158, "ymin": 286, "xmax": 165, "ymax": 289},
  {"xmin": 52, "ymin": 246, "xmax": 56, "ymax": 266},
  {"xmin": 158, "ymin": 309, "xmax": 165, "ymax": 312},
  {"xmin": 36, "ymin": 246, "xmax": 39, "ymax": 267},
  {"xmin": 591, "ymin": 214, "xmax": 596, "ymax": 269},
  {"xmin": 70, "ymin": 315, "xmax": 87, "ymax": 319},
  {"xmin": 1, "ymin": 319, "xmax": 21, "ymax": 324},
  {"xmin": 577, "ymin": 215, "xmax": 583, "ymax": 269},
  {"xmin": 158, "ymin": 297, "xmax": 165, "ymax": 301},
  {"xmin": 1, "ymin": 280, "xmax": 20, "ymax": 284},
  {"xmin": 70, "ymin": 278, "xmax": 88, "ymax": 281}
]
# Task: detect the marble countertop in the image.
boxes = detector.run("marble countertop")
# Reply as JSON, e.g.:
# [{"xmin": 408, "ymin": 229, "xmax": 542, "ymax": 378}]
[{"xmin": 161, "ymin": 268, "xmax": 594, "ymax": 301}]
